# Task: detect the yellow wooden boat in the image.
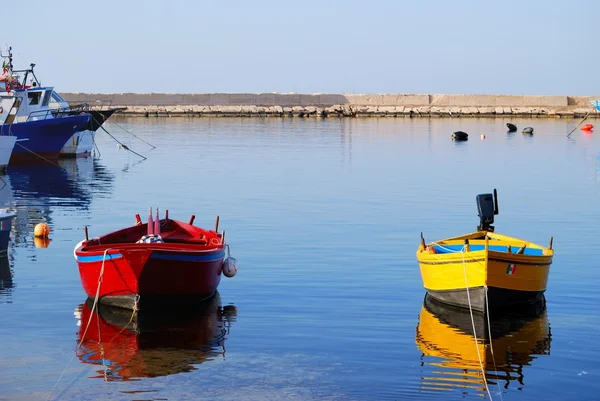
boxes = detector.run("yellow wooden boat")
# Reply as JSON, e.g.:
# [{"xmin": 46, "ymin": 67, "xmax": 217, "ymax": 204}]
[
  {"xmin": 416, "ymin": 295, "xmax": 551, "ymax": 395},
  {"xmin": 416, "ymin": 189, "xmax": 553, "ymax": 312}
]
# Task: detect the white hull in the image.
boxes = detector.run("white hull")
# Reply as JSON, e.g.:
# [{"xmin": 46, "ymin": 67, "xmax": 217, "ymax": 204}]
[
  {"xmin": 0, "ymin": 136, "xmax": 16, "ymax": 170},
  {"xmin": 60, "ymin": 130, "xmax": 95, "ymax": 157}
]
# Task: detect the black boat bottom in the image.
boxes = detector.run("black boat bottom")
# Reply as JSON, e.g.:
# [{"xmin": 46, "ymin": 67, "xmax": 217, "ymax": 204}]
[
  {"xmin": 426, "ymin": 286, "xmax": 546, "ymax": 313},
  {"xmin": 94, "ymin": 291, "xmax": 218, "ymax": 311}
]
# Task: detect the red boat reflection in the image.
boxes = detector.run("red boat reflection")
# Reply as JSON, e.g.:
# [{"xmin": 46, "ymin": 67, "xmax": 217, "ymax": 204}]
[{"xmin": 74, "ymin": 291, "xmax": 236, "ymax": 381}]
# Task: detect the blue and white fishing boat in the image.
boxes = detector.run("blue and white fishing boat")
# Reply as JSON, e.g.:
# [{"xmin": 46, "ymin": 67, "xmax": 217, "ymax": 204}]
[
  {"xmin": 591, "ymin": 99, "xmax": 600, "ymax": 112},
  {"xmin": 0, "ymin": 48, "xmax": 91, "ymax": 163}
]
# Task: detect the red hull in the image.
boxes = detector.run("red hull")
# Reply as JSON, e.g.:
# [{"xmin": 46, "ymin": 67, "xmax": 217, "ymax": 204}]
[{"xmin": 75, "ymin": 216, "xmax": 226, "ymax": 309}]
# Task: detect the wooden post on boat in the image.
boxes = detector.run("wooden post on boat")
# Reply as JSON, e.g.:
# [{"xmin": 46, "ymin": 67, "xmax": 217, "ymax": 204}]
[
  {"xmin": 165, "ymin": 209, "xmax": 169, "ymax": 222},
  {"xmin": 420, "ymin": 232, "xmax": 426, "ymax": 250},
  {"xmin": 84, "ymin": 225, "xmax": 89, "ymax": 241},
  {"xmin": 135, "ymin": 214, "xmax": 142, "ymax": 225},
  {"xmin": 464, "ymin": 239, "xmax": 470, "ymax": 252},
  {"xmin": 221, "ymin": 230, "xmax": 225, "ymax": 245},
  {"xmin": 517, "ymin": 244, "xmax": 527, "ymax": 254},
  {"xmin": 507, "ymin": 245, "xmax": 512, "ymax": 253},
  {"xmin": 215, "ymin": 216, "xmax": 220, "ymax": 232},
  {"xmin": 188, "ymin": 215, "xmax": 195, "ymax": 225},
  {"xmin": 484, "ymin": 235, "xmax": 489, "ymax": 267},
  {"xmin": 549, "ymin": 237, "xmax": 553, "ymax": 250}
]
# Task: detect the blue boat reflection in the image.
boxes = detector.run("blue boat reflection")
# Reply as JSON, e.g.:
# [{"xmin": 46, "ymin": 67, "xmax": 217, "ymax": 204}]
[
  {"xmin": 0, "ymin": 254, "xmax": 14, "ymax": 302},
  {"xmin": 0, "ymin": 157, "xmax": 114, "ymax": 248},
  {"xmin": 74, "ymin": 292, "xmax": 237, "ymax": 381},
  {"xmin": 415, "ymin": 294, "xmax": 551, "ymax": 396}
]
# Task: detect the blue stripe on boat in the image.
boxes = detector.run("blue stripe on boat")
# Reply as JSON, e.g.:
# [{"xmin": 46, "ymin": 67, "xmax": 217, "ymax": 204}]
[
  {"xmin": 76, "ymin": 253, "xmax": 124, "ymax": 263},
  {"xmin": 433, "ymin": 244, "xmax": 544, "ymax": 256},
  {"xmin": 151, "ymin": 250, "xmax": 225, "ymax": 262}
]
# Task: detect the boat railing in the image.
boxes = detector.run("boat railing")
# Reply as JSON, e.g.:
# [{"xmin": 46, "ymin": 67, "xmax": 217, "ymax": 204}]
[
  {"xmin": 26, "ymin": 106, "xmax": 75, "ymax": 122},
  {"xmin": 74, "ymin": 99, "xmax": 113, "ymax": 111}
]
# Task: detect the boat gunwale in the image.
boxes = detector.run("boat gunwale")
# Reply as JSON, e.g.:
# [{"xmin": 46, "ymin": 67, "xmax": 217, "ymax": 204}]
[{"xmin": 76, "ymin": 241, "xmax": 225, "ymax": 256}]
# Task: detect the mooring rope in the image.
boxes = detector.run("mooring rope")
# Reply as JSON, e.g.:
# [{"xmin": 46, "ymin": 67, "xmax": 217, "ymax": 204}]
[
  {"xmin": 484, "ymin": 287, "xmax": 505, "ymax": 401},
  {"xmin": 107, "ymin": 121, "xmax": 156, "ymax": 149},
  {"xmin": 461, "ymin": 247, "xmax": 494, "ymax": 401},
  {"xmin": 45, "ymin": 248, "xmax": 110, "ymax": 401},
  {"xmin": 92, "ymin": 116, "xmax": 147, "ymax": 160},
  {"xmin": 14, "ymin": 142, "xmax": 62, "ymax": 167}
]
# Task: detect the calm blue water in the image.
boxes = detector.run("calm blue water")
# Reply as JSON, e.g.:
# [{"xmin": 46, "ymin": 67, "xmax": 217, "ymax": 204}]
[{"xmin": 0, "ymin": 117, "xmax": 599, "ymax": 401}]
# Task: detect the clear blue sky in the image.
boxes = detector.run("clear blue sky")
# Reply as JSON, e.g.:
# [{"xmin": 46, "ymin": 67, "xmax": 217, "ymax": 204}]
[{"xmin": 4, "ymin": 0, "xmax": 597, "ymax": 95}]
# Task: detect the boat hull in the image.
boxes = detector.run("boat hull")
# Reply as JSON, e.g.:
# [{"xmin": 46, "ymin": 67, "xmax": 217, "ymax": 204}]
[
  {"xmin": 4, "ymin": 114, "xmax": 91, "ymax": 162},
  {"xmin": 0, "ymin": 136, "xmax": 16, "ymax": 171},
  {"xmin": 0, "ymin": 210, "xmax": 15, "ymax": 252},
  {"xmin": 60, "ymin": 129, "xmax": 95, "ymax": 157},
  {"xmin": 75, "ymin": 246, "xmax": 225, "ymax": 310},
  {"xmin": 60, "ymin": 109, "xmax": 122, "ymax": 157},
  {"xmin": 424, "ymin": 286, "xmax": 546, "ymax": 312},
  {"xmin": 417, "ymin": 231, "xmax": 553, "ymax": 312}
]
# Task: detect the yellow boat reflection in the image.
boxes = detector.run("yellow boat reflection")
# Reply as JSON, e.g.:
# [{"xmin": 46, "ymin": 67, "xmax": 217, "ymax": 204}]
[{"xmin": 415, "ymin": 294, "xmax": 551, "ymax": 395}]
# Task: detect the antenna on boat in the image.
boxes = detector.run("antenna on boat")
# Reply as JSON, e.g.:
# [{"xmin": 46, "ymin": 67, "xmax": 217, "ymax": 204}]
[{"xmin": 476, "ymin": 188, "xmax": 499, "ymax": 232}]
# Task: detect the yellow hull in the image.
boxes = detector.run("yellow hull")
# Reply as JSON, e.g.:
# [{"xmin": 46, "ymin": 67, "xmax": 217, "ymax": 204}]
[{"xmin": 416, "ymin": 231, "xmax": 553, "ymax": 311}]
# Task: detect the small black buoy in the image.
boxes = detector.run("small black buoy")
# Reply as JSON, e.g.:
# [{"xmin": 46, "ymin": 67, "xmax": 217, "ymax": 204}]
[
  {"xmin": 506, "ymin": 123, "xmax": 517, "ymax": 132},
  {"xmin": 452, "ymin": 131, "xmax": 469, "ymax": 141},
  {"xmin": 522, "ymin": 127, "xmax": 534, "ymax": 134}
]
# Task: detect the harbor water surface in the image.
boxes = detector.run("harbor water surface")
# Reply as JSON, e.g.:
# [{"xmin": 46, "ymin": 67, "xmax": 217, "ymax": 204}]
[{"xmin": 0, "ymin": 117, "xmax": 599, "ymax": 401}]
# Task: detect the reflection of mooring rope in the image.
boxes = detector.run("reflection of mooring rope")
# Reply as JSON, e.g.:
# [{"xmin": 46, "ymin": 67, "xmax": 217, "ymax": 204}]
[
  {"xmin": 97, "ymin": 124, "xmax": 146, "ymax": 160},
  {"xmin": 92, "ymin": 116, "xmax": 148, "ymax": 160},
  {"xmin": 108, "ymin": 121, "xmax": 156, "ymax": 149},
  {"xmin": 15, "ymin": 142, "xmax": 62, "ymax": 167},
  {"xmin": 461, "ymin": 248, "xmax": 494, "ymax": 401},
  {"xmin": 484, "ymin": 287, "xmax": 505, "ymax": 401},
  {"xmin": 45, "ymin": 248, "xmax": 112, "ymax": 401}
]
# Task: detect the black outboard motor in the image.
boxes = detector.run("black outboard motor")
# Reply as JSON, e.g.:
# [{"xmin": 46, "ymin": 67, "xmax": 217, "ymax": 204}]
[{"xmin": 476, "ymin": 189, "xmax": 499, "ymax": 232}]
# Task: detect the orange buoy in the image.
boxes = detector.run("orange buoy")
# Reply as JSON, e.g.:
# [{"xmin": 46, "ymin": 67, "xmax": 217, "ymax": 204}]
[
  {"xmin": 581, "ymin": 123, "xmax": 594, "ymax": 131},
  {"xmin": 34, "ymin": 222, "xmax": 50, "ymax": 238}
]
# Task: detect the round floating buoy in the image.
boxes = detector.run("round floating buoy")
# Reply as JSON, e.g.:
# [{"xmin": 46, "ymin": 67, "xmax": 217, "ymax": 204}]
[
  {"xmin": 581, "ymin": 123, "xmax": 594, "ymax": 131},
  {"xmin": 222, "ymin": 257, "xmax": 238, "ymax": 278},
  {"xmin": 522, "ymin": 127, "xmax": 534, "ymax": 134},
  {"xmin": 452, "ymin": 131, "xmax": 468, "ymax": 141},
  {"xmin": 34, "ymin": 222, "xmax": 50, "ymax": 238},
  {"xmin": 481, "ymin": 134, "xmax": 486, "ymax": 140},
  {"xmin": 34, "ymin": 236, "xmax": 50, "ymax": 249},
  {"xmin": 506, "ymin": 123, "xmax": 517, "ymax": 132}
]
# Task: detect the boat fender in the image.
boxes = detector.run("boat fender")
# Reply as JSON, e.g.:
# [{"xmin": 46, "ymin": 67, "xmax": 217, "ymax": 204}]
[
  {"xmin": 223, "ymin": 257, "xmax": 238, "ymax": 278},
  {"xmin": 210, "ymin": 237, "xmax": 220, "ymax": 246},
  {"xmin": 0, "ymin": 106, "xmax": 3, "ymax": 114}
]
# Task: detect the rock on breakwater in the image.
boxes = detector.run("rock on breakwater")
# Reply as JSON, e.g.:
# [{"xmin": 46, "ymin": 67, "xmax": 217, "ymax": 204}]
[{"xmin": 60, "ymin": 93, "xmax": 600, "ymax": 118}]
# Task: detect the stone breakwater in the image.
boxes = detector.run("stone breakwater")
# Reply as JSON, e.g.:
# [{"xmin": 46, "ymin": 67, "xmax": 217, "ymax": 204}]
[{"xmin": 60, "ymin": 93, "xmax": 600, "ymax": 118}]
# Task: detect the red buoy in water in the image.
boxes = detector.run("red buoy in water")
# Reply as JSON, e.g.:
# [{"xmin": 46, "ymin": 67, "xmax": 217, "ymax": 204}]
[{"xmin": 581, "ymin": 123, "xmax": 594, "ymax": 132}]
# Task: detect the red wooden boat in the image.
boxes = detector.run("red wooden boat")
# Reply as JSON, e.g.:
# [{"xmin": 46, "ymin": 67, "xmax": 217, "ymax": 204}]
[
  {"xmin": 74, "ymin": 208, "xmax": 238, "ymax": 310},
  {"xmin": 74, "ymin": 292, "xmax": 237, "ymax": 381}
]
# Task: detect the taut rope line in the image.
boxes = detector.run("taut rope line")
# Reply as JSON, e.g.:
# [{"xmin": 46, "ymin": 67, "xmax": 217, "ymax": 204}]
[{"xmin": 461, "ymin": 247, "xmax": 493, "ymax": 401}]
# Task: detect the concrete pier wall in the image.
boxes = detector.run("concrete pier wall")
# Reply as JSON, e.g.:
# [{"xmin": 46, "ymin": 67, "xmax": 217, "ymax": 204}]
[{"xmin": 60, "ymin": 92, "xmax": 600, "ymax": 118}]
